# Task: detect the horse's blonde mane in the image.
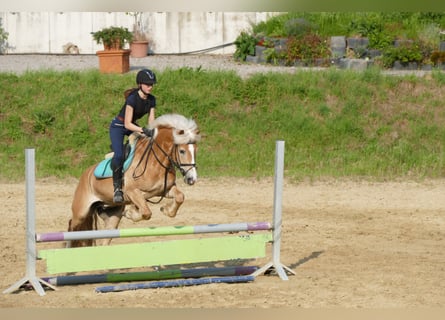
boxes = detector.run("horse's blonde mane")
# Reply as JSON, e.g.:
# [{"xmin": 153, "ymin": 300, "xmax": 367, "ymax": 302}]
[{"xmin": 149, "ymin": 114, "xmax": 201, "ymax": 144}]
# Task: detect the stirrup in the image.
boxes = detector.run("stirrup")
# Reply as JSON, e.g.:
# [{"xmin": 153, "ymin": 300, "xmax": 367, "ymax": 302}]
[{"xmin": 113, "ymin": 189, "xmax": 124, "ymax": 203}]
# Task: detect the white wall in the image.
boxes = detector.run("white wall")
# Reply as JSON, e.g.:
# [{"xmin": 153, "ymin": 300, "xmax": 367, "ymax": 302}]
[{"xmin": 0, "ymin": 12, "xmax": 279, "ymax": 54}]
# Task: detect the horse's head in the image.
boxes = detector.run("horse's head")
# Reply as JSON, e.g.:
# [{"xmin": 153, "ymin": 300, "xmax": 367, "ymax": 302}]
[
  {"xmin": 150, "ymin": 114, "xmax": 201, "ymax": 185},
  {"xmin": 173, "ymin": 129, "xmax": 200, "ymax": 185}
]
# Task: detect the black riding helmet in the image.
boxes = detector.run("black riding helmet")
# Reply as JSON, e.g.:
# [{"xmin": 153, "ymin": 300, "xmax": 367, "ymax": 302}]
[{"xmin": 136, "ymin": 69, "xmax": 157, "ymax": 85}]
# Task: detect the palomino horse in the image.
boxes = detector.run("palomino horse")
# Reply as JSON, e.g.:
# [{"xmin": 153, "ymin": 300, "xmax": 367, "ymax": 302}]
[{"xmin": 68, "ymin": 114, "xmax": 201, "ymax": 247}]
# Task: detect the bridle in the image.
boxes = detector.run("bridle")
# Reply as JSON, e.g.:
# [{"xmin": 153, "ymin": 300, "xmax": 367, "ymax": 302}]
[
  {"xmin": 132, "ymin": 134, "xmax": 197, "ymax": 202},
  {"xmin": 172, "ymin": 142, "xmax": 198, "ymax": 177}
]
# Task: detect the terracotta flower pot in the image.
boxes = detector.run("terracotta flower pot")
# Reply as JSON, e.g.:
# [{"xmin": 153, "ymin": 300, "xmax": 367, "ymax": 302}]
[
  {"xmin": 96, "ymin": 49, "xmax": 131, "ymax": 74},
  {"xmin": 130, "ymin": 40, "xmax": 149, "ymax": 58}
]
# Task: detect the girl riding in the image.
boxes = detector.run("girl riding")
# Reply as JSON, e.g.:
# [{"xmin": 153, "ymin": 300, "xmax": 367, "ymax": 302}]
[{"xmin": 109, "ymin": 69, "xmax": 157, "ymax": 203}]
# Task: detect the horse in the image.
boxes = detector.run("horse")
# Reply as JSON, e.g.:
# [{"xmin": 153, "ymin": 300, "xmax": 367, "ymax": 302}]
[{"xmin": 68, "ymin": 113, "xmax": 201, "ymax": 247}]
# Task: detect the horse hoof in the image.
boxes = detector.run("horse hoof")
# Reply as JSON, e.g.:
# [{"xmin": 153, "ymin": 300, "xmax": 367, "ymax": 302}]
[
  {"xmin": 161, "ymin": 207, "xmax": 177, "ymax": 218},
  {"xmin": 124, "ymin": 213, "xmax": 142, "ymax": 222}
]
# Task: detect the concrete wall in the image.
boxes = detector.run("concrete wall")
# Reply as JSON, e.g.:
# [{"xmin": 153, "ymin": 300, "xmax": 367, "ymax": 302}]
[{"xmin": 0, "ymin": 12, "xmax": 278, "ymax": 54}]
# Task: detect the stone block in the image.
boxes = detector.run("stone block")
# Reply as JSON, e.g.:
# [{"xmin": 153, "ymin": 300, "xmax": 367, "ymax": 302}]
[
  {"xmin": 394, "ymin": 40, "xmax": 413, "ymax": 47},
  {"xmin": 255, "ymin": 45, "xmax": 267, "ymax": 63},
  {"xmin": 246, "ymin": 55, "xmax": 259, "ymax": 63},
  {"xmin": 347, "ymin": 37, "xmax": 369, "ymax": 49},
  {"xmin": 367, "ymin": 49, "xmax": 382, "ymax": 59},
  {"xmin": 338, "ymin": 58, "xmax": 369, "ymax": 70},
  {"xmin": 330, "ymin": 36, "xmax": 346, "ymax": 58}
]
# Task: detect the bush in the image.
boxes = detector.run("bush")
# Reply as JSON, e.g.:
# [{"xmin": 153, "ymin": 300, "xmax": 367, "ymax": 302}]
[
  {"xmin": 251, "ymin": 16, "xmax": 287, "ymax": 37},
  {"xmin": 381, "ymin": 41, "xmax": 423, "ymax": 68},
  {"xmin": 431, "ymin": 51, "xmax": 445, "ymax": 65},
  {"xmin": 285, "ymin": 33, "xmax": 330, "ymax": 65},
  {"xmin": 284, "ymin": 18, "xmax": 314, "ymax": 37},
  {"xmin": 234, "ymin": 31, "xmax": 257, "ymax": 61}
]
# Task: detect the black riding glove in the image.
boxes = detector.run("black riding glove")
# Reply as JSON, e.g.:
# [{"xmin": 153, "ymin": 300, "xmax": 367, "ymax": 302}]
[{"xmin": 142, "ymin": 127, "xmax": 153, "ymax": 137}]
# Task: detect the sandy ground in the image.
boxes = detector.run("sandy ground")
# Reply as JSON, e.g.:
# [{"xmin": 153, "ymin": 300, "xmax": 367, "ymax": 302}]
[{"xmin": 1, "ymin": 177, "xmax": 444, "ymax": 308}]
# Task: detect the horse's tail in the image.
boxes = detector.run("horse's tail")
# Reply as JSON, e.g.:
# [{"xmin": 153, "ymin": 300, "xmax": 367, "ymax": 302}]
[
  {"xmin": 67, "ymin": 202, "xmax": 100, "ymax": 247},
  {"xmin": 90, "ymin": 202, "xmax": 101, "ymax": 228}
]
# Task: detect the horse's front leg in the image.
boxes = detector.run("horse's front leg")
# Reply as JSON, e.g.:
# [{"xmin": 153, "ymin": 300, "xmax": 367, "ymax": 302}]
[
  {"xmin": 123, "ymin": 189, "xmax": 153, "ymax": 222},
  {"xmin": 160, "ymin": 184, "xmax": 184, "ymax": 218}
]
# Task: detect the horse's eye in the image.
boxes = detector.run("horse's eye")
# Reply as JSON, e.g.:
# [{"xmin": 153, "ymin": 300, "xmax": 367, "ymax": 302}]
[{"xmin": 179, "ymin": 149, "xmax": 186, "ymax": 155}]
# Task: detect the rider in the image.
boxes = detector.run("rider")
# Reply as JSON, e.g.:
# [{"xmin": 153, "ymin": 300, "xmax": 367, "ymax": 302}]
[{"xmin": 109, "ymin": 69, "xmax": 157, "ymax": 203}]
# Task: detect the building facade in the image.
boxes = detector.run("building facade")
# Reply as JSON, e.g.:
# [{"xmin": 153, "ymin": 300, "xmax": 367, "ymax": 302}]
[{"xmin": 0, "ymin": 12, "xmax": 279, "ymax": 55}]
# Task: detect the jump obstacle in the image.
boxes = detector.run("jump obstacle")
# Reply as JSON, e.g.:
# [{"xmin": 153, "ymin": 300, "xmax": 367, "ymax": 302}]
[{"xmin": 4, "ymin": 141, "xmax": 295, "ymax": 296}]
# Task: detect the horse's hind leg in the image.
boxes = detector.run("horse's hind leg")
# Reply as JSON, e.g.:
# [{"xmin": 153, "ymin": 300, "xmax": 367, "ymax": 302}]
[
  {"xmin": 160, "ymin": 185, "xmax": 184, "ymax": 218},
  {"xmin": 68, "ymin": 210, "xmax": 95, "ymax": 247},
  {"xmin": 96, "ymin": 205, "xmax": 125, "ymax": 246},
  {"xmin": 68, "ymin": 168, "xmax": 99, "ymax": 246}
]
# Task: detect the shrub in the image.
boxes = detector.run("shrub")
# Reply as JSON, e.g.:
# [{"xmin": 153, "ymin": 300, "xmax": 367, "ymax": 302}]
[
  {"xmin": 284, "ymin": 18, "xmax": 314, "ymax": 37},
  {"xmin": 263, "ymin": 47, "xmax": 287, "ymax": 65},
  {"xmin": 285, "ymin": 33, "xmax": 330, "ymax": 65},
  {"xmin": 234, "ymin": 31, "xmax": 257, "ymax": 61},
  {"xmin": 431, "ymin": 51, "xmax": 445, "ymax": 65},
  {"xmin": 381, "ymin": 41, "xmax": 423, "ymax": 68},
  {"xmin": 251, "ymin": 16, "xmax": 287, "ymax": 37}
]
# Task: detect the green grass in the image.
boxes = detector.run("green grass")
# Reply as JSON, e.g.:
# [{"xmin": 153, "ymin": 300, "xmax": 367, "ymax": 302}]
[{"xmin": 1, "ymin": 67, "xmax": 445, "ymax": 182}]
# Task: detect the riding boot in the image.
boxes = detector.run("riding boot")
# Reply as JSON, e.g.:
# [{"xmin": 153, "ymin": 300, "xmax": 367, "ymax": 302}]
[{"xmin": 112, "ymin": 164, "xmax": 124, "ymax": 203}]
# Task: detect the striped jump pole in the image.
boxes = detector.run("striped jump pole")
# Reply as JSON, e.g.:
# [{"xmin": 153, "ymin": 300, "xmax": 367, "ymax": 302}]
[
  {"xmin": 95, "ymin": 275, "xmax": 255, "ymax": 293},
  {"xmin": 36, "ymin": 221, "xmax": 271, "ymax": 243},
  {"xmin": 38, "ymin": 266, "xmax": 258, "ymax": 286}
]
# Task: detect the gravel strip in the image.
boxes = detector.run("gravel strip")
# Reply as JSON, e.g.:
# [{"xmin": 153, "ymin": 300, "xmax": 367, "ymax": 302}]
[
  {"xmin": 0, "ymin": 53, "xmax": 432, "ymax": 78},
  {"xmin": 0, "ymin": 53, "xmax": 305, "ymax": 78}
]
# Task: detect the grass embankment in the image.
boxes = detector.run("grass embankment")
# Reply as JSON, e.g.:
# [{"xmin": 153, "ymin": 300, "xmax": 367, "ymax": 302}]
[{"xmin": 1, "ymin": 67, "xmax": 444, "ymax": 182}]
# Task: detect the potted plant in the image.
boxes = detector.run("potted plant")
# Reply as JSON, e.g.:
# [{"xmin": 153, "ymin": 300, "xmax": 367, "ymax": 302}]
[
  {"xmin": 127, "ymin": 12, "xmax": 149, "ymax": 58},
  {"xmin": 91, "ymin": 26, "xmax": 133, "ymax": 74},
  {"xmin": 91, "ymin": 26, "xmax": 133, "ymax": 50}
]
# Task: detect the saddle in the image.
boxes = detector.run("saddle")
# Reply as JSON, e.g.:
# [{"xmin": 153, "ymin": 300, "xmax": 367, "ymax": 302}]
[{"xmin": 93, "ymin": 134, "xmax": 139, "ymax": 179}]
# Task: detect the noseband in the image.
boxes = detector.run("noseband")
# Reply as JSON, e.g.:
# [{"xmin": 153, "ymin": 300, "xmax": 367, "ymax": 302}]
[{"xmin": 173, "ymin": 143, "xmax": 197, "ymax": 176}]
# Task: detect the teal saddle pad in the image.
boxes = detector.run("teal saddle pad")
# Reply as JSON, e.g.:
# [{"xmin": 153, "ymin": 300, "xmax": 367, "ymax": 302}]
[{"xmin": 93, "ymin": 142, "xmax": 137, "ymax": 179}]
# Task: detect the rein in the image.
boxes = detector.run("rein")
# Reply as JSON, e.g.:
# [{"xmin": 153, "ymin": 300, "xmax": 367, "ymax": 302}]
[{"xmin": 131, "ymin": 135, "xmax": 196, "ymax": 203}]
